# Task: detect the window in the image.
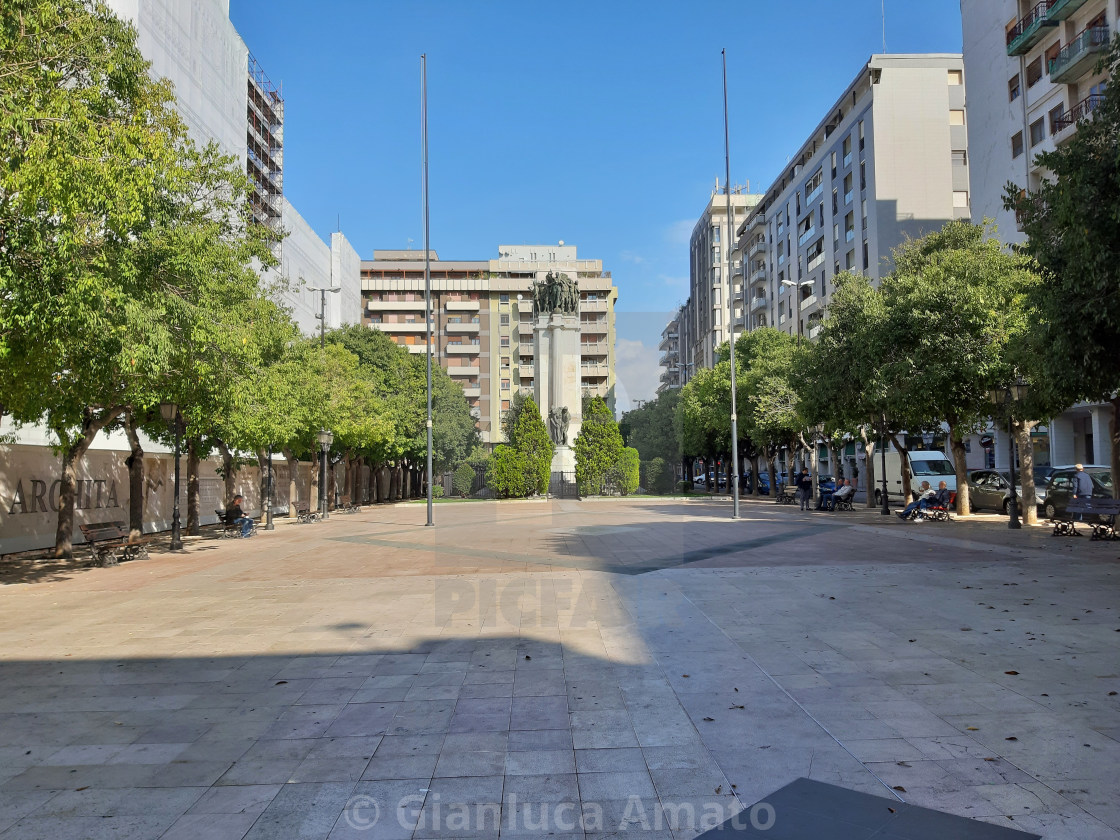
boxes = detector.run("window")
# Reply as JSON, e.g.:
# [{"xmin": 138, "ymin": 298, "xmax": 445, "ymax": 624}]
[
  {"xmin": 500, "ymin": 336, "xmax": 510, "ymax": 348},
  {"xmin": 859, "ymin": 162, "xmax": 866, "ymax": 191},
  {"xmin": 830, "ymin": 151, "xmax": 837, "ymax": 178},
  {"xmin": 1048, "ymin": 103, "xmax": 1065, "ymax": 134},
  {"xmin": 1044, "ymin": 41, "xmax": 1061, "ymax": 75},
  {"xmin": 845, "ymin": 250, "xmax": 855, "ymax": 270},
  {"xmin": 948, "ymin": 69, "xmax": 962, "ymax": 85},
  {"xmin": 500, "ymin": 313, "xmax": 509, "ymax": 326},
  {"xmin": 1008, "ymin": 74, "xmax": 1021, "ymax": 101},
  {"xmin": 949, "ymin": 110, "xmax": 964, "ymax": 126},
  {"xmin": 1011, "ymin": 131, "xmax": 1024, "ymax": 158},
  {"xmin": 953, "ymin": 191, "xmax": 969, "ymax": 208},
  {"xmin": 499, "ymin": 293, "xmax": 509, "ymax": 304},
  {"xmin": 862, "ymin": 242, "xmax": 869, "ymax": 271},
  {"xmin": 843, "ymin": 173, "xmax": 853, "ymax": 202},
  {"xmin": 952, "ymin": 150, "xmax": 967, "ymax": 166},
  {"xmin": 712, "ymin": 226, "xmax": 720, "ymax": 243},
  {"xmin": 501, "ymin": 356, "xmax": 510, "ymax": 369},
  {"xmin": 501, "ymin": 378, "xmax": 510, "ymax": 390},
  {"xmin": 1026, "ymin": 57, "xmax": 1043, "ymax": 88},
  {"xmin": 1029, "ymin": 117, "xmax": 1045, "ymax": 147},
  {"xmin": 501, "ymin": 400, "xmax": 510, "ymax": 411},
  {"xmin": 832, "ymin": 189, "xmax": 838, "ymax": 215},
  {"xmin": 858, "ymin": 120, "xmax": 865, "ymax": 152}
]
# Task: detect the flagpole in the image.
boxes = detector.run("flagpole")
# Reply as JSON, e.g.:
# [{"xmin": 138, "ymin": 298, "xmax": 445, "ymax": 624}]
[
  {"xmin": 422, "ymin": 54, "xmax": 434, "ymax": 527},
  {"xmin": 723, "ymin": 49, "xmax": 741, "ymax": 520}
]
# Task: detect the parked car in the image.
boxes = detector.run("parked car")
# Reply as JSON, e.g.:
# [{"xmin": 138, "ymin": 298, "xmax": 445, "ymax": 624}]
[
  {"xmin": 1042, "ymin": 466, "xmax": 1114, "ymax": 521},
  {"xmin": 968, "ymin": 469, "xmax": 1046, "ymax": 513}
]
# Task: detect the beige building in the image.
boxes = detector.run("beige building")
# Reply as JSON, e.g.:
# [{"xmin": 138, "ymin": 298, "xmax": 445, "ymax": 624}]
[{"xmin": 361, "ymin": 245, "xmax": 617, "ymax": 446}]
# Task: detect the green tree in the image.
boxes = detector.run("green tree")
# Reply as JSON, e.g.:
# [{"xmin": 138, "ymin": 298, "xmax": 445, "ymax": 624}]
[
  {"xmin": 500, "ymin": 390, "xmax": 530, "ymax": 443},
  {"xmin": 622, "ymin": 389, "xmax": 681, "ymax": 467},
  {"xmin": 736, "ymin": 329, "xmax": 803, "ymax": 497},
  {"xmin": 509, "ymin": 396, "xmax": 553, "ymax": 496},
  {"xmin": 1007, "ymin": 39, "xmax": 1120, "ymax": 495},
  {"xmin": 574, "ymin": 396, "xmax": 623, "ymax": 495},
  {"xmin": 878, "ymin": 220, "xmax": 1045, "ymax": 518}
]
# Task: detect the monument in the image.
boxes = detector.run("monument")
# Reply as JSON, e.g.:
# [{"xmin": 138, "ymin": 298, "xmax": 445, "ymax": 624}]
[{"xmin": 531, "ymin": 271, "xmax": 581, "ymax": 480}]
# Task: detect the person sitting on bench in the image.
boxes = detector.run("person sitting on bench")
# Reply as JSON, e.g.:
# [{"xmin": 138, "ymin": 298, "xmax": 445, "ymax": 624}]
[
  {"xmin": 226, "ymin": 495, "xmax": 254, "ymax": 538},
  {"xmin": 898, "ymin": 481, "xmax": 935, "ymax": 520},
  {"xmin": 831, "ymin": 479, "xmax": 855, "ymax": 507}
]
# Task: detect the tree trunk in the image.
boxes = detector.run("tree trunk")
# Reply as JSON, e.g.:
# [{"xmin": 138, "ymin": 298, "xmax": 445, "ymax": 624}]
[
  {"xmin": 215, "ymin": 440, "xmax": 236, "ymax": 507},
  {"xmin": 327, "ymin": 457, "xmax": 336, "ymax": 510},
  {"xmin": 1111, "ymin": 397, "xmax": 1120, "ymax": 501},
  {"xmin": 948, "ymin": 421, "xmax": 972, "ymax": 516},
  {"xmin": 861, "ymin": 425, "xmax": 877, "ymax": 509},
  {"xmin": 389, "ymin": 463, "xmax": 400, "ymax": 501},
  {"xmin": 256, "ymin": 448, "xmax": 270, "ymax": 522},
  {"xmin": 310, "ymin": 452, "xmax": 322, "ymax": 512},
  {"xmin": 767, "ymin": 450, "xmax": 777, "ymax": 498},
  {"xmin": 123, "ymin": 411, "xmax": 145, "ymax": 542},
  {"xmin": 186, "ymin": 439, "xmax": 200, "ymax": 535},
  {"xmin": 1014, "ymin": 419, "xmax": 1039, "ymax": 525},
  {"xmin": 52, "ymin": 407, "xmax": 125, "ymax": 558},
  {"xmin": 887, "ymin": 432, "xmax": 913, "ymax": 504},
  {"xmin": 284, "ymin": 449, "xmax": 299, "ymax": 516}
]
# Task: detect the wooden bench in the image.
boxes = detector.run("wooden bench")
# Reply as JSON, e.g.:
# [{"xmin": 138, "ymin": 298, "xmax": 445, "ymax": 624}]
[
  {"xmin": 79, "ymin": 521, "xmax": 149, "ymax": 567},
  {"xmin": 1052, "ymin": 497, "xmax": 1120, "ymax": 540},
  {"xmin": 339, "ymin": 494, "xmax": 362, "ymax": 514},
  {"xmin": 214, "ymin": 508, "xmax": 255, "ymax": 538},
  {"xmin": 296, "ymin": 505, "xmax": 319, "ymax": 524}
]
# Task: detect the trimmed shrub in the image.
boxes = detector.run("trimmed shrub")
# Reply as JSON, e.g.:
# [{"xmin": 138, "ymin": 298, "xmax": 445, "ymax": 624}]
[
  {"xmin": 487, "ymin": 445, "xmax": 528, "ymax": 498},
  {"xmin": 644, "ymin": 457, "xmax": 674, "ymax": 495},
  {"xmin": 432, "ymin": 483, "xmax": 445, "ymax": 499},
  {"xmin": 613, "ymin": 447, "xmax": 640, "ymax": 496},
  {"xmin": 511, "ymin": 397, "xmax": 554, "ymax": 496},
  {"xmin": 574, "ymin": 396, "xmax": 623, "ymax": 495},
  {"xmin": 453, "ymin": 463, "xmax": 475, "ymax": 497}
]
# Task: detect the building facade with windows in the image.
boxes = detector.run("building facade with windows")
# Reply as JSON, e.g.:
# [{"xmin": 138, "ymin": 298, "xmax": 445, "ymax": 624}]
[
  {"xmin": 736, "ymin": 54, "xmax": 970, "ymax": 341},
  {"xmin": 105, "ymin": 0, "xmax": 361, "ymax": 335},
  {"xmin": 687, "ymin": 188, "xmax": 763, "ymax": 371},
  {"xmin": 362, "ymin": 246, "xmax": 617, "ymax": 446},
  {"xmin": 961, "ymin": 0, "xmax": 1118, "ymax": 471},
  {"xmin": 657, "ymin": 313, "xmax": 682, "ymax": 393}
]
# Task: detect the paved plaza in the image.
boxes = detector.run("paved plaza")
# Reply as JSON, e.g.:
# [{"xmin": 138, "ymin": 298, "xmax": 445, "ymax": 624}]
[{"xmin": 0, "ymin": 498, "xmax": 1118, "ymax": 839}]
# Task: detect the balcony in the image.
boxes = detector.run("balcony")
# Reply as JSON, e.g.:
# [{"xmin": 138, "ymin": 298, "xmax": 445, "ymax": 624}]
[
  {"xmin": 799, "ymin": 294, "xmax": 818, "ymax": 311},
  {"xmin": 1051, "ymin": 93, "xmax": 1105, "ymax": 133},
  {"xmin": 1006, "ymin": 2, "xmax": 1057, "ymax": 56},
  {"xmin": 447, "ymin": 364, "xmax": 480, "ymax": 377},
  {"xmin": 1047, "ymin": 0, "xmax": 1089, "ymax": 20},
  {"xmin": 797, "ymin": 226, "xmax": 817, "ymax": 247},
  {"xmin": 581, "ymin": 298, "xmax": 609, "ymax": 311},
  {"xmin": 368, "ymin": 298, "xmax": 427, "ymax": 311},
  {"xmin": 748, "ymin": 238, "xmax": 765, "ymax": 258},
  {"xmin": 808, "ymin": 324, "xmax": 822, "ymax": 340},
  {"xmin": 461, "ymin": 386, "xmax": 481, "ymax": 398},
  {"xmin": 749, "ymin": 297, "xmax": 768, "ymax": 314},
  {"xmin": 805, "ymin": 184, "xmax": 824, "ymax": 207},
  {"xmin": 751, "ymin": 266, "xmax": 767, "ymax": 284},
  {"xmin": 581, "ymin": 364, "xmax": 609, "ymax": 377},
  {"xmin": 444, "ymin": 321, "xmax": 479, "ymax": 333},
  {"xmin": 446, "ymin": 299, "xmax": 480, "ymax": 311},
  {"xmin": 373, "ymin": 321, "xmax": 427, "ymax": 333},
  {"xmin": 580, "ymin": 341, "xmax": 609, "ymax": 355},
  {"xmin": 446, "ymin": 344, "xmax": 481, "ymax": 354},
  {"xmin": 1050, "ymin": 25, "xmax": 1109, "ymax": 83}
]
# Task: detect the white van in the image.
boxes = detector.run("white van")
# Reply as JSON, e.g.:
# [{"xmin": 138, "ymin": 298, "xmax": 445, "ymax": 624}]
[{"xmin": 873, "ymin": 449, "xmax": 956, "ymax": 505}]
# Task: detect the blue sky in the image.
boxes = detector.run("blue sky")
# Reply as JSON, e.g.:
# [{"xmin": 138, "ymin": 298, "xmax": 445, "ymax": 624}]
[{"xmin": 230, "ymin": 0, "xmax": 964, "ymax": 405}]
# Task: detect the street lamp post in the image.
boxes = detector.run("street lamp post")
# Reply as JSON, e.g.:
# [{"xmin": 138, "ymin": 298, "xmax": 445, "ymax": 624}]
[
  {"xmin": 988, "ymin": 381, "xmax": 1029, "ymax": 529},
  {"xmin": 308, "ymin": 286, "xmax": 342, "ymax": 348},
  {"xmin": 159, "ymin": 403, "xmax": 184, "ymax": 549},
  {"xmin": 265, "ymin": 447, "xmax": 275, "ymax": 531},
  {"xmin": 317, "ymin": 428, "xmax": 333, "ymax": 520}
]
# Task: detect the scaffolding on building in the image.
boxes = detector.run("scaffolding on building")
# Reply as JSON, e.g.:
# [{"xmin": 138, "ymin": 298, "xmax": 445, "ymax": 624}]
[{"xmin": 246, "ymin": 52, "xmax": 283, "ymax": 237}]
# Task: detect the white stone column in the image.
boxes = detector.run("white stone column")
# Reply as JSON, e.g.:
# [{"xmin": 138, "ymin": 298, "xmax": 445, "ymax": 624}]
[
  {"xmin": 1090, "ymin": 405, "xmax": 1110, "ymax": 466},
  {"xmin": 1048, "ymin": 413, "xmax": 1078, "ymax": 466}
]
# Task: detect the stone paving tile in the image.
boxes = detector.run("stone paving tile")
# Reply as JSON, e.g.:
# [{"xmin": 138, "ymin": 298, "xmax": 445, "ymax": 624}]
[{"xmin": 3, "ymin": 500, "xmax": 1120, "ymax": 839}]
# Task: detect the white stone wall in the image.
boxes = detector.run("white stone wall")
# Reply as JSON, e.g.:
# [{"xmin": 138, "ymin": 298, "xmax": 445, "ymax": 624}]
[{"xmin": 332, "ymin": 232, "xmax": 363, "ymax": 328}]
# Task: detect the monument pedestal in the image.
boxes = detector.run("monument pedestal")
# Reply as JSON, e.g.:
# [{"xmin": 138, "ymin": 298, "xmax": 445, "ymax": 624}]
[
  {"xmin": 551, "ymin": 444, "xmax": 576, "ymax": 476},
  {"xmin": 534, "ymin": 311, "xmax": 582, "ymax": 474}
]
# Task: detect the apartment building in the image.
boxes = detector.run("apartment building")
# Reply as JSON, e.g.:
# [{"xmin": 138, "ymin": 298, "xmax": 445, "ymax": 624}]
[
  {"xmin": 687, "ymin": 188, "xmax": 763, "ymax": 371},
  {"xmin": 736, "ymin": 54, "xmax": 970, "ymax": 341},
  {"xmin": 657, "ymin": 314, "xmax": 681, "ymax": 394},
  {"xmin": 105, "ymin": 0, "xmax": 361, "ymax": 335},
  {"xmin": 962, "ymin": 0, "xmax": 1118, "ymax": 470},
  {"xmin": 362, "ymin": 246, "xmax": 618, "ymax": 446}
]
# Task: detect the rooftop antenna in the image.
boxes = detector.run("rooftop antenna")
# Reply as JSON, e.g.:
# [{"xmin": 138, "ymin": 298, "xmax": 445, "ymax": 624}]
[{"xmin": 882, "ymin": 0, "xmax": 887, "ymax": 52}]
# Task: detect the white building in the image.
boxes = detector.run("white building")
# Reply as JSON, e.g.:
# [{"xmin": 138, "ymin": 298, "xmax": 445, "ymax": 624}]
[
  {"xmin": 737, "ymin": 54, "xmax": 970, "ymax": 342},
  {"xmin": 961, "ymin": 0, "xmax": 1116, "ymax": 470},
  {"xmin": 687, "ymin": 187, "xmax": 763, "ymax": 371},
  {"xmin": 105, "ymin": 0, "xmax": 361, "ymax": 335}
]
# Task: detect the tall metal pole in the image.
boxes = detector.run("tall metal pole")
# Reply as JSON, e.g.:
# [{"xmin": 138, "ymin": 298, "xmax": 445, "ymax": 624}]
[
  {"xmin": 422, "ymin": 54, "xmax": 434, "ymax": 527},
  {"xmin": 170, "ymin": 415, "xmax": 182, "ymax": 549},
  {"xmin": 880, "ymin": 414, "xmax": 891, "ymax": 515},
  {"xmin": 319, "ymin": 288, "xmax": 326, "ymax": 349},
  {"xmin": 265, "ymin": 447, "xmax": 275, "ymax": 530},
  {"xmin": 722, "ymin": 49, "xmax": 741, "ymax": 520}
]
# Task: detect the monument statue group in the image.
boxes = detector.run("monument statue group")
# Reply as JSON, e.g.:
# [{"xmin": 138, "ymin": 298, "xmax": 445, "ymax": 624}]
[{"xmin": 531, "ymin": 271, "xmax": 581, "ymax": 478}]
